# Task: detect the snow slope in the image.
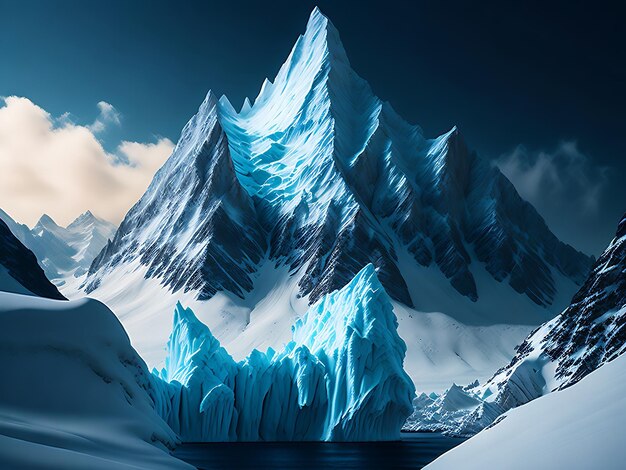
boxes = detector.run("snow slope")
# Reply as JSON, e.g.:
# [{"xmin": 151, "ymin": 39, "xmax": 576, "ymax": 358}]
[
  {"xmin": 0, "ymin": 292, "xmax": 191, "ymax": 470},
  {"xmin": 0, "ymin": 218, "xmax": 65, "ymax": 300},
  {"xmin": 426, "ymin": 352, "xmax": 626, "ymax": 470},
  {"xmin": 152, "ymin": 265, "xmax": 415, "ymax": 441}
]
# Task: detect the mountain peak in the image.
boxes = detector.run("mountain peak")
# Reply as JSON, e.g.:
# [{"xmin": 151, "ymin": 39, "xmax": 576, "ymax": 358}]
[
  {"xmin": 67, "ymin": 210, "xmax": 116, "ymax": 232},
  {"xmin": 73, "ymin": 210, "xmax": 96, "ymax": 223},
  {"xmin": 303, "ymin": 6, "xmax": 348, "ymax": 64},
  {"xmin": 306, "ymin": 6, "xmax": 332, "ymax": 34},
  {"xmin": 35, "ymin": 214, "xmax": 60, "ymax": 230},
  {"xmin": 350, "ymin": 262, "xmax": 384, "ymax": 293}
]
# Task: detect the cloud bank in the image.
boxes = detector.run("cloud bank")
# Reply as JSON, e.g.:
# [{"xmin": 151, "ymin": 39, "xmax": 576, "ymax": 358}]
[
  {"xmin": 0, "ymin": 96, "xmax": 174, "ymax": 227},
  {"xmin": 497, "ymin": 141, "xmax": 609, "ymax": 213},
  {"xmin": 496, "ymin": 141, "xmax": 610, "ymax": 254}
]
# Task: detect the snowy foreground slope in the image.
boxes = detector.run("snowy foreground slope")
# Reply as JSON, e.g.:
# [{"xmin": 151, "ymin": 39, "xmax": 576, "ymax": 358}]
[
  {"xmin": 77, "ymin": 8, "xmax": 591, "ymax": 389},
  {"xmin": 426, "ymin": 352, "xmax": 626, "ymax": 470},
  {"xmin": 152, "ymin": 265, "xmax": 415, "ymax": 441},
  {"xmin": 0, "ymin": 218, "xmax": 64, "ymax": 300},
  {"xmin": 0, "ymin": 209, "xmax": 115, "ymax": 286},
  {"xmin": 406, "ymin": 212, "xmax": 626, "ymax": 434},
  {"xmin": 0, "ymin": 292, "xmax": 191, "ymax": 470}
]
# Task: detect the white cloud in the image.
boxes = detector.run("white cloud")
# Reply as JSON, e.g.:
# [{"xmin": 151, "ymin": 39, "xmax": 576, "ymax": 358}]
[
  {"xmin": 89, "ymin": 100, "xmax": 122, "ymax": 133},
  {"xmin": 0, "ymin": 96, "xmax": 174, "ymax": 226},
  {"xmin": 496, "ymin": 141, "xmax": 609, "ymax": 214}
]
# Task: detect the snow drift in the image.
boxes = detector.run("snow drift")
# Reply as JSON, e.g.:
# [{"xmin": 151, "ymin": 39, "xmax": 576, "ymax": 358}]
[
  {"xmin": 0, "ymin": 292, "xmax": 191, "ymax": 470},
  {"xmin": 152, "ymin": 264, "xmax": 415, "ymax": 441}
]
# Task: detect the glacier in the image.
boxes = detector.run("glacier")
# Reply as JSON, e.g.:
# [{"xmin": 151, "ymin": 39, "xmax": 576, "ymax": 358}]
[{"xmin": 152, "ymin": 264, "xmax": 415, "ymax": 441}]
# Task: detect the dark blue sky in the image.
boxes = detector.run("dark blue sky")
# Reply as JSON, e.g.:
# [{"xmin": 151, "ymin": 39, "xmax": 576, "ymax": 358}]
[{"xmin": 1, "ymin": 0, "xmax": 624, "ymax": 255}]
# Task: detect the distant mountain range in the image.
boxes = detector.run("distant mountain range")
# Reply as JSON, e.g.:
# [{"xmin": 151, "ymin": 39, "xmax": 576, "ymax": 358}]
[{"xmin": 0, "ymin": 209, "xmax": 115, "ymax": 287}]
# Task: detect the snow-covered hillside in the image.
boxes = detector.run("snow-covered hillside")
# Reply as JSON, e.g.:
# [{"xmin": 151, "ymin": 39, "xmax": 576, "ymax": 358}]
[
  {"xmin": 0, "ymin": 218, "xmax": 64, "ymax": 299},
  {"xmin": 425, "ymin": 352, "xmax": 626, "ymax": 470},
  {"xmin": 0, "ymin": 291, "xmax": 191, "ymax": 470},
  {"xmin": 79, "ymin": 8, "xmax": 591, "ymax": 388},
  {"xmin": 0, "ymin": 209, "xmax": 115, "ymax": 286}
]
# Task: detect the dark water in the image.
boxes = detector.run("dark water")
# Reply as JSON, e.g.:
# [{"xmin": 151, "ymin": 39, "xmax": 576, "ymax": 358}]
[{"xmin": 173, "ymin": 432, "xmax": 465, "ymax": 469}]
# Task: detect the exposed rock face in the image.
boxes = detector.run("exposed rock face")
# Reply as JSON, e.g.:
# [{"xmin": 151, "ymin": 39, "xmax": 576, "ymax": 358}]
[
  {"xmin": 0, "ymin": 218, "xmax": 65, "ymax": 300},
  {"xmin": 86, "ymin": 93, "xmax": 266, "ymax": 300}
]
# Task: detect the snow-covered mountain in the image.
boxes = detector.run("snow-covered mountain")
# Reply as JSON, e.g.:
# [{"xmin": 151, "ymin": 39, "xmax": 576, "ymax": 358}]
[
  {"xmin": 0, "ymin": 209, "xmax": 116, "ymax": 285},
  {"xmin": 80, "ymin": 8, "xmax": 592, "ymax": 386},
  {"xmin": 406, "ymin": 212, "xmax": 626, "ymax": 434},
  {"xmin": 0, "ymin": 218, "xmax": 65, "ymax": 300}
]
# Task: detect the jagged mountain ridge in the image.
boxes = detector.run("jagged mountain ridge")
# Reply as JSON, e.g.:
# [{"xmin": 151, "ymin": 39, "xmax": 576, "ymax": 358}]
[
  {"xmin": 85, "ymin": 8, "xmax": 592, "ymax": 324},
  {"xmin": 0, "ymin": 218, "xmax": 65, "ymax": 300}
]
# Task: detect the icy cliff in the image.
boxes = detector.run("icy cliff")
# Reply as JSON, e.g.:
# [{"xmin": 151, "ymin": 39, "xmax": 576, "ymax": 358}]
[{"xmin": 152, "ymin": 264, "xmax": 415, "ymax": 441}]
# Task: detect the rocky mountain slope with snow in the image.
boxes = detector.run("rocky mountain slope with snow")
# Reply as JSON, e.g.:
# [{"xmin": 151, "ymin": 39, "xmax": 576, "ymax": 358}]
[
  {"xmin": 0, "ymin": 209, "xmax": 115, "ymax": 286},
  {"xmin": 86, "ymin": 8, "xmax": 591, "ymax": 311},
  {"xmin": 0, "ymin": 218, "xmax": 65, "ymax": 299},
  {"xmin": 78, "ymin": 8, "xmax": 592, "ymax": 387},
  {"xmin": 406, "ymin": 212, "xmax": 626, "ymax": 434}
]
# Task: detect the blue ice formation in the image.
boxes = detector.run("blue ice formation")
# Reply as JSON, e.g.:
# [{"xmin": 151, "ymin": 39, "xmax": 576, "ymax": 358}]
[{"xmin": 151, "ymin": 264, "xmax": 415, "ymax": 441}]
